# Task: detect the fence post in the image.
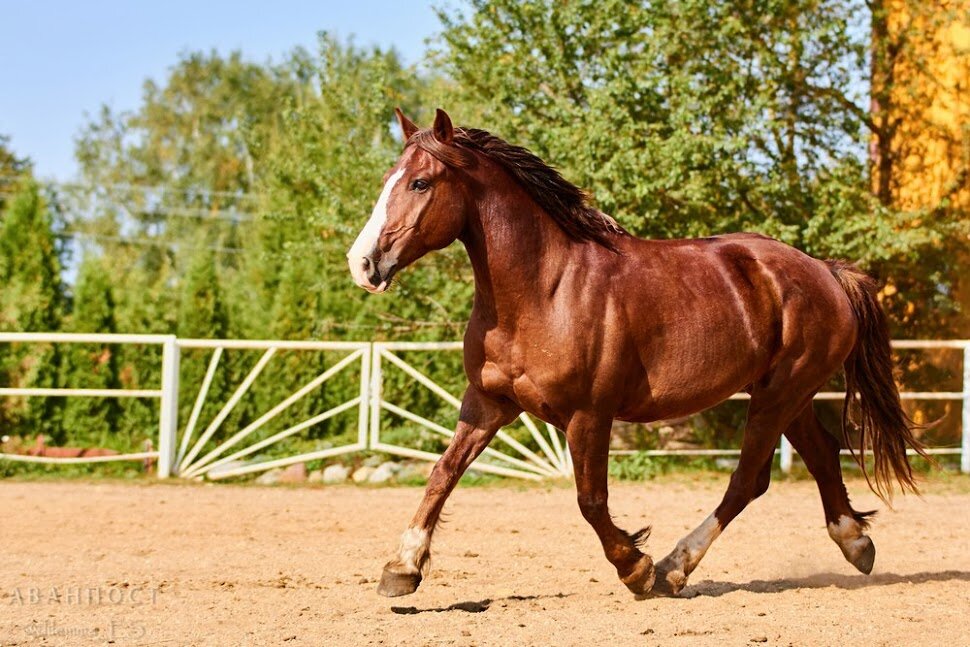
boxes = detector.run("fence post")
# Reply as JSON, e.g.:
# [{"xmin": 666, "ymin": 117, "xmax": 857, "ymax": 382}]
[
  {"xmin": 962, "ymin": 343, "xmax": 970, "ymax": 474},
  {"xmin": 357, "ymin": 345, "xmax": 371, "ymax": 449},
  {"xmin": 779, "ymin": 435, "xmax": 793, "ymax": 474},
  {"xmin": 158, "ymin": 336, "xmax": 180, "ymax": 478},
  {"xmin": 369, "ymin": 345, "xmax": 383, "ymax": 449}
]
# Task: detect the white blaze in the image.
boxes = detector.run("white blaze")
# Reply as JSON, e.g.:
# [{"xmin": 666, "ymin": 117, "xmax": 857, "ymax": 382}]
[{"xmin": 347, "ymin": 168, "xmax": 405, "ymax": 289}]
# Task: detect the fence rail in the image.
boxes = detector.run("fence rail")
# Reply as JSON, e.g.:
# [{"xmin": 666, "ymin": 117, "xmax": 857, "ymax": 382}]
[{"xmin": 0, "ymin": 333, "xmax": 967, "ymax": 478}]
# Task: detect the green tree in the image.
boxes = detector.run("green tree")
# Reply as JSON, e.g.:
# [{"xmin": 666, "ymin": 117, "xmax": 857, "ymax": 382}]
[
  {"xmin": 70, "ymin": 51, "xmax": 303, "ymax": 448},
  {"xmin": 0, "ymin": 182, "xmax": 66, "ymax": 440},
  {"xmin": 0, "ymin": 134, "xmax": 31, "ymax": 213},
  {"xmin": 245, "ymin": 35, "xmax": 471, "ymax": 443},
  {"xmin": 251, "ymin": 34, "xmax": 470, "ymax": 342},
  {"xmin": 178, "ymin": 248, "xmax": 228, "ymax": 339},
  {"xmin": 72, "ymin": 48, "xmax": 298, "ymax": 343},
  {"xmin": 60, "ymin": 253, "xmax": 122, "ymax": 446},
  {"xmin": 434, "ymin": 0, "xmax": 967, "ymax": 338}
]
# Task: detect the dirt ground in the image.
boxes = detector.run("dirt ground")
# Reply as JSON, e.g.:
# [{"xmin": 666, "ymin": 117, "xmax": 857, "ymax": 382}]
[{"xmin": 1, "ymin": 476, "xmax": 969, "ymax": 647}]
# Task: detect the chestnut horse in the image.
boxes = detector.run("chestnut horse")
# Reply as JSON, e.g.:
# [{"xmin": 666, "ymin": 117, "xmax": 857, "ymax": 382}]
[{"xmin": 347, "ymin": 108, "xmax": 926, "ymax": 598}]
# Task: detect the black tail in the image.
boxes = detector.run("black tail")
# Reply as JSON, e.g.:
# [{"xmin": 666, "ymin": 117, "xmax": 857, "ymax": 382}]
[{"xmin": 827, "ymin": 260, "xmax": 929, "ymax": 502}]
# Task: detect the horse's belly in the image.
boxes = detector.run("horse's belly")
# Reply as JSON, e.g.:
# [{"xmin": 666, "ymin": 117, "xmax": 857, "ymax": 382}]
[
  {"xmin": 616, "ymin": 380, "xmax": 745, "ymax": 422},
  {"xmin": 615, "ymin": 342, "xmax": 767, "ymax": 422}
]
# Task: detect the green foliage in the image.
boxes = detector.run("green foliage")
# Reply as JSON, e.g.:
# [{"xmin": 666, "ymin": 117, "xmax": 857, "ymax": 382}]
[
  {"xmin": 249, "ymin": 33, "xmax": 471, "ymax": 342},
  {"xmin": 0, "ymin": 134, "xmax": 32, "ymax": 213},
  {"xmin": 2, "ymin": 4, "xmax": 967, "ymax": 466},
  {"xmin": 608, "ymin": 452, "xmax": 670, "ymax": 481},
  {"xmin": 435, "ymin": 0, "xmax": 967, "ymax": 337},
  {"xmin": 178, "ymin": 248, "xmax": 228, "ymax": 338},
  {"xmin": 0, "ymin": 182, "xmax": 65, "ymax": 331},
  {"xmin": 0, "ymin": 182, "xmax": 66, "ymax": 440},
  {"xmin": 60, "ymin": 254, "xmax": 121, "ymax": 446},
  {"xmin": 607, "ymin": 452, "xmax": 728, "ymax": 480}
]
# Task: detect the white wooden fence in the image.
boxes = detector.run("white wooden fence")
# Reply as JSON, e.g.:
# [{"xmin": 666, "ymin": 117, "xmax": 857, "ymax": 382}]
[{"xmin": 0, "ymin": 333, "xmax": 967, "ymax": 478}]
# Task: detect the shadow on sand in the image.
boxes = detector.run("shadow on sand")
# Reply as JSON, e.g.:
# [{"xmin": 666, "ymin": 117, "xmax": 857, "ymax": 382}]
[
  {"xmin": 681, "ymin": 570, "xmax": 970, "ymax": 598},
  {"xmin": 390, "ymin": 592, "xmax": 572, "ymax": 615},
  {"xmin": 388, "ymin": 570, "xmax": 970, "ymax": 612}
]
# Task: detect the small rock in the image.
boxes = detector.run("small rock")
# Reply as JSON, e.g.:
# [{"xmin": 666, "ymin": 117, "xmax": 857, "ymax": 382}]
[
  {"xmin": 750, "ymin": 637, "xmax": 768, "ymax": 643},
  {"xmin": 397, "ymin": 461, "xmax": 435, "ymax": 481},
  {"xmin": 322, "ymin": 464, "xmax": 351, "ymax": 483},
  {"xmin": 278, "ymin": 462, "xmax": 307, "ymax": 484},
  {"xmin": 307, "ymin": 470, "xmax": 324, "ymax": 484},
  {"xmin": 368, "ymin": 462, "xmax": 396, "ymax": 484},
  {"xmin": 352, "ymin": 466, "xmax": 375, "ymax": 483},
  {"xmin": 256, "ymin": 468, "xmax": 283, "ymax": 485},
  {"xmin": 363, "ymin": 455, "xmax": 385, "ymax": 468},
  {"xmin": 716, "ymin": 458, "xmax": 740, "ymax": 471}
]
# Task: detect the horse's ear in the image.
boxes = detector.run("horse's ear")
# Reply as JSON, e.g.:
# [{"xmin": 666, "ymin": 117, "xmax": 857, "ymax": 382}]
[
  {"xmin": 395, "ymin": 107, "xmax": 419, "ymax": 141},
  {"xmin": 432, "ymin": 108, "xmax": 454, "ymax": 145}
]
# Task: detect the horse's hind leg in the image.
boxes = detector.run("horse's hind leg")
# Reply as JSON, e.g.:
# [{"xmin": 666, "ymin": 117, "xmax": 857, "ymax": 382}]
[
  {"xmin": 652, "ymin": 391, "xmax": 807, "ymax": 596},
  {"xmin": 566, "ymin": 412, "xmax": 656, "ymax": 595},
  {"xmin": 783, "ymin": 404, "xmax": 876, "ymax": 574}
]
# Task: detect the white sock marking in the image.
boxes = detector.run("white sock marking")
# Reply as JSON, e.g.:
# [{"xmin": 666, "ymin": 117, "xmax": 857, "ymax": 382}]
[
  {"xmin": 397, "ymin": 526, "xmax": 430, "ymax": 573},
  {"xmin": 827, "ymin": 514, "xmax": 865, "ymax": 547},
  {"xmin": 677, "ymin": 513, "xmax": 722, "ymax": 573}
]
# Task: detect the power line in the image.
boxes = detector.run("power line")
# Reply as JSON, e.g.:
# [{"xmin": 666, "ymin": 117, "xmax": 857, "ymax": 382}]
[
  {"xmin": 105, "ymin": 203, "xmax": 255, "ymax": 222},
  {"xmin": 59, "ymin": 231, "xmax": 245, "ymax": 254},
  {"xmin": 2, "ymin": 179, "xmax": 262, "ymax": 222},
  {"xmin": 0, "ymin": 177, "xmax": 264, "ymax": 201}
]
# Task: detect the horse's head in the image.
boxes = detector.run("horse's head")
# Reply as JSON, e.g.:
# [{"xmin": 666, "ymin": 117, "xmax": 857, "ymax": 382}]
[{"xmin": 347, "ymin": 108, "xmax": 471, "ymax": 293}]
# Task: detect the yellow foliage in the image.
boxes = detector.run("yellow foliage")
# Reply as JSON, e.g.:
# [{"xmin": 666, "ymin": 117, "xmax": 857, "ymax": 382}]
[{"xmin": 876, "ymin": 0, "xmax": 970, "ymax": 212}]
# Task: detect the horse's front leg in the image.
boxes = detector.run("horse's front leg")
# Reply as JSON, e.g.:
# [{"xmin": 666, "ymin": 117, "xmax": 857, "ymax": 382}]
[
  {"xmin": 377, "ymin": 385, "xmax": 520, "ymax": 597},
  {"xmin": 566, "ymin": 412, "xmax": 656, "ymax": 596}
]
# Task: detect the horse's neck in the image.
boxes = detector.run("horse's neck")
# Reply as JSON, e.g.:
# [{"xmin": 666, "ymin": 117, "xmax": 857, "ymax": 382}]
[{"xmin": 461, "ymin": 187, "xmax": 578, "ymax": 325}]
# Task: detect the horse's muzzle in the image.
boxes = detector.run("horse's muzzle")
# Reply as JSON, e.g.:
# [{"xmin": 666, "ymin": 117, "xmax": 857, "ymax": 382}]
[{"xmin": 348, "ymin": 253, "xmax": 397, "ymax": 293}]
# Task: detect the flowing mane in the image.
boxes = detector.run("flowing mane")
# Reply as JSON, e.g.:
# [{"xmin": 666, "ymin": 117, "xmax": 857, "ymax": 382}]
[{"xmin": 408, "ymin": 127, "xmax": 627, "ymax": 251}]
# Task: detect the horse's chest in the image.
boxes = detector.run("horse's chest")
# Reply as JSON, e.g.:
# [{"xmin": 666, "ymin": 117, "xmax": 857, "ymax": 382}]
[{"xmin": 473, "ymin": 341, "xmax": 577, "ymax": 425}]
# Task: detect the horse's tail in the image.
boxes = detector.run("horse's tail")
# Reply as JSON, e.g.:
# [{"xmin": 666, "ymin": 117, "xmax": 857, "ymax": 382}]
[{"xmin": 827, "ymin": 260, "xmax": 928, "ymax": 502}]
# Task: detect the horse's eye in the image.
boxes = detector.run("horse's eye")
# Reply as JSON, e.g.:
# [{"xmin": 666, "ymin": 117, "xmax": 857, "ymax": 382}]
[{"xmin": 410, "ymin": 179, "xmax": 430, "ymax": 192}]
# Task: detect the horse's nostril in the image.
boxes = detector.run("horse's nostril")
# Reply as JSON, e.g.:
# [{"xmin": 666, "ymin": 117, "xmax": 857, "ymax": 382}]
[{"xmin": 361, "ymin": 256, "xmax": 372, "ymax": 271}]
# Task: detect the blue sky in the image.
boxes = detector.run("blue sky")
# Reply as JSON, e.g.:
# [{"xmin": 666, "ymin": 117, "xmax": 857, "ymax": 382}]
[{"xmin": 0, "ymin": 1, "xmax": 443, "ymax": 181}]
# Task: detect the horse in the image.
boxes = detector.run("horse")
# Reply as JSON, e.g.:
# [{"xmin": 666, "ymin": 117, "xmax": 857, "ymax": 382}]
[{"xmin": 347, "ymin": 108, "xmax": 927, "ymax": 598}]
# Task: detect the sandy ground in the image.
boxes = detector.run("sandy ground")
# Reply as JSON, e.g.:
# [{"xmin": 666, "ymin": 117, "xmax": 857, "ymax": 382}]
[{"xmin": 1, "ymin": 476, "xmax": 969, "ymax": 647}]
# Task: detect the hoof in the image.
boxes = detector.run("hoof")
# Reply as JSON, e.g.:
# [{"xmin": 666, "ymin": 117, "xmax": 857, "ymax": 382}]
[
  {"xmin": 620, "ymin": 554, "xmax": 656, "ymax": 595},
  {"xmin": 649, "ymin": 556, "xmax": 688, "ymax": 597},
  {"xmin": 847, "ymin": 536, "xmax": 876, "ymax": 575},
  {"xmin": 377, "ymin": 567, "xmax": 422, "ymax": 597}
]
